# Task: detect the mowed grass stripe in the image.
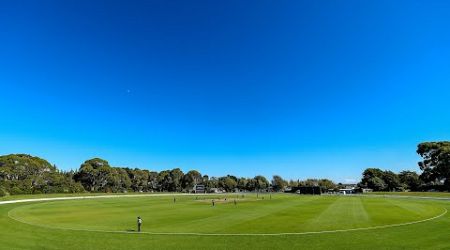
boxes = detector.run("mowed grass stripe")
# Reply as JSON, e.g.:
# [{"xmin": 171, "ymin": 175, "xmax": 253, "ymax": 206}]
[
  {"xmin": 383, "ymin": 198, "xmax": 444, "ymax": 219},
  {"xmin": 361, "ymin": 197, "xmax": 439, "ymax": 226},
  {"xmin": 216, "ymin": 195, "xmax": 323, "ymax": 233},
  {"xmin": 303, "ymin": 196, "xmax": 370, "ymax": 231}
]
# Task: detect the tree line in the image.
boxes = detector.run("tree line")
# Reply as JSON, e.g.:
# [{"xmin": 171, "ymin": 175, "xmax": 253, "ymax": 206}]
[
  {"xmin": 358, "ymin": 142, "xmax": 450, "ymax": 192},
  {"xmin": 1, "ymin": 141, "xmax": 449, "ymax": 196},
  {"xmin": 0, "ymin": 154, "xmax": 306, "ymax": 196}
]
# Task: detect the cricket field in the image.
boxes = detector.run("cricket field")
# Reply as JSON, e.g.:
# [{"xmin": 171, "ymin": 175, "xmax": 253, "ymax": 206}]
[{"xmin": 0, "ymin": 193, "xmax": 449, "ymax": 249}]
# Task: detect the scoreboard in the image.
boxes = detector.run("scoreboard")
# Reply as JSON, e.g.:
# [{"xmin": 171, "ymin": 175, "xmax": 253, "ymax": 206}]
[{"xmin": 194, "ymin": 184, "xmax": 205, "ymax": 193}]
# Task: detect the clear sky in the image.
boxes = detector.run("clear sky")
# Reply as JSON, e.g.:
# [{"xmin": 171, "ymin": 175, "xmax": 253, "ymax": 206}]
[{"xmin": 1, "ymin": 0, "xmax": 450, "ymax": 183}]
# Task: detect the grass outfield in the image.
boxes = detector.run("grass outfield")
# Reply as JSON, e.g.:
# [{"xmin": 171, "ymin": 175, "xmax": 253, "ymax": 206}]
[
  {"xmin": 0, "ymin": 194, "xmax": 449, "ymax": 249},
  {"xmin": 0, "ymin": 192, "xmax": 173, "ymax": 201},
  {"xmin": 369, "ymin": 192, "xmax": 450, "ymax": 198}
]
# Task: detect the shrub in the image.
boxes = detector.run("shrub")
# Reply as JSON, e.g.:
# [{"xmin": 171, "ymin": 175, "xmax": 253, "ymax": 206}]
[
  {"xmin": 10, "ymin": 186, "xmax": 25, "ymax": 195},
  {"xmin": 0, "ymin": 187, "xmax": 7, "ymax": 197}
]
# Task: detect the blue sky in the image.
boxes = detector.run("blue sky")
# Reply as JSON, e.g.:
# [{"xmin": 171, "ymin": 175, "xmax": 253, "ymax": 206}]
[{"xmin": 1, "ymin": 0, "xmax": 450, "ymax": 183}]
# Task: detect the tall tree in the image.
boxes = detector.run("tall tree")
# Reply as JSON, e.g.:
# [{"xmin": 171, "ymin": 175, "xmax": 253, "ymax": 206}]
[
  {"xmin": 116, "ymin": 168, "xmax": 132, "ymax": 192},
  {"xmin": 127, "ymin": 169, "xmax": 149, "ymax": 192},
  {"xmin": 271, "ymin": 175, "xmax": 287, "ymax": 192},
  {"xmin": 219, "ymin": 175, "xmax": 238, "ymax": 192},
  {"xmin": 183, "ymin": 170, "xmax": 203, "ymax": 190},
  {"xmin": 0, "ymin": 154, "xmax": 84, "ymax": 195},
  {"xmin": 382, "ymin": 171, "xmax": 401, "ymax": 191},
  {"xmin": 288, "ymin": 179, "xmax": 300, "ymax": 187},
  {"xmin": 304, "ymin": 179, "xmax": 319, "ymax": 187},
  {"xmin": 158, "ymin": 170, "xmax": 171, "ymax": 192},
  {"xmin": 208, "ymin": 177, "xmax": 219, "ymax": 189},
  {"xmin": 237, "ymin": 177, "xmax": 248, "ymax": 191},
  {"xmin": 417, "ymin": 142, "xmax": 450, "ymax": 190},
  {"xmin": 318, "ymin": 179, "xmax": 336, "ymax": 190},
  {"xmin": 360, "ymin": 168, "xmax": 387, "ymax": 191},
  {"xmin": 148, "ymin": 171, "xmax": 159, "ymax": 191},
  {"xmin": 75, "ymin": 158, "xmax": 113, "ymax": 192},
  {"xmin": 398, "ymin": 170, "xmax": 422, "ymax": 191},
  {"xmin": 169, "ymin": 168, "xmax": 184, "ymax": 192},
  {"xmin": 254, "ymin": 175, "xmax": 269, "ymax": 191}
]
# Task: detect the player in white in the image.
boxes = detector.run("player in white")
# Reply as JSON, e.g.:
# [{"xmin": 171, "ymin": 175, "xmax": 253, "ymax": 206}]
[{"xmin": 137, "ymin": 216, "xmax": 143, "ymax": 232}]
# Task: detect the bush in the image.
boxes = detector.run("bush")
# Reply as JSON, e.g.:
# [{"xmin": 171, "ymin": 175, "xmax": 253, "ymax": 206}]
[
  {"xmin": 69, "ymin": 182, "xmax": 86, "ymax": 193},
  {"xmin": 0, "ymin": 187, "xmax": 8, "ymax": 197},
  {"xmin": 10, "ymin": 186, "xmax": 26, "ymax": 195},
  {"xmin": 32, "ymin": 190, "xmax": 43, "ymax": 195}
]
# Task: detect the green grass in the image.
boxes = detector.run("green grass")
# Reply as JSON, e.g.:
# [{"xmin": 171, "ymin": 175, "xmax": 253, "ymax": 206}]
[
  {"xmin": 369, "ymin": 192, "xmax": 450, "ymax": 198},
  {"xmin": 1, "ymin": 193, "xmax": 449, "ymax": 249},
  {"xmin": 0, "ymin": 192, "xmax": 174, "ymax": 201}
]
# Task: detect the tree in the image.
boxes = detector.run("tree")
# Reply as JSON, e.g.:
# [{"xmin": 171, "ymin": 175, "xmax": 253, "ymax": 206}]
[
  {"xmin": 202, "ymin": 175, "xmax": 209, "ymax": 189},
  {"xmin": 0, "ymin": 154, "xmax": 57, "ymax": 181},
  {"xmin": 0, "ymin": 154, "xmax": 84, "ymax": 194},
  {"xmin": 288, "ymin": 179, "xmax": 299, "ymax": 187},
  {"xmin": 271, "ymin": 175, "xmax": 287, "ymax": 192},
  {"xmin": 237, "ymin": 177, "xmax": 248, "ymax": 191},
  {"xmin": 304, "ymin": 179, "xmax": 319, "ymax": 187},
  {"xmin": 218, "ymin": 175, "xmax": 238, "ymax": 192},
  {"xmin": 127, "ymin": 169, "xmax": 150, "ymax": 192},
  {"xmin": 183, "ymin": 170, "xmax": 203, "ymax": 190},
  {"xmin": 169, "ymin": 168, "xmax": 184, "ymax": 192},
  {"xmin": 254, "ymin": 175, "xmax": 269, "ymax": 191},
  {"xmin": 207, "ymin": 177, "xmax": 219, "ymax": 190},
  {"xmin": 75, "ymin": 158, "xmax": 112, "ymax": 192},
  {"xmin": 417, "ymin": 142, "xmax": 450, "ymax": 190},
  {"xmin": 398, "ymin": 170, "xmax": 422, "ymax": 191},
  {"xmin": 158, "ymin": 170, "xmax": 171, "ymax": 191},
  {"xmin": 360, "ymin": 168, "xmax": 387, "ymax": 191},
  {"xmin": 382, "ymin": 171, "xmax": 401, "ymax": 191},
  {"xmin": 148, "ymin": 171, "xmax": 159, "ymax": 191},
  {"xmin": 246, "ymin": 178, "xmax": 256, "ymax": 191},
  {"xmin": 116, "ymin": 168, "xmax": 132, "ymax": 192},
  {"xmin": 318, "ymin": 179, "xmax": 336, "ymax": 190},
  {"xmin": 369, "ymin": 176, "xmax": 386, "ymax": 191}
]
